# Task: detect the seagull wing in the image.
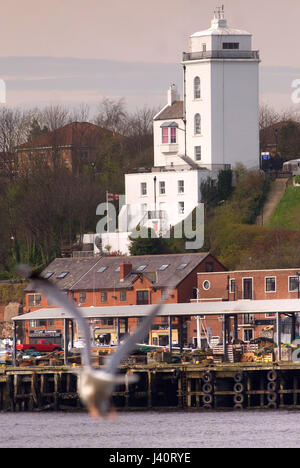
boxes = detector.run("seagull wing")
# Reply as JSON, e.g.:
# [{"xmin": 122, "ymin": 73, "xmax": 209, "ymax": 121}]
[
  {"xmin": 30, "ymin": 277, "xmax": 92, "ymax": 369},
  {"xmin": 104, "ymin": 301, "xmax": 166, "ymax": 376}
]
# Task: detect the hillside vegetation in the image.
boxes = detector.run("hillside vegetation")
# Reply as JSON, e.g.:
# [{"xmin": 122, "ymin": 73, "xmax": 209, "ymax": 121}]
[{"xmin": 268, "ymin": 186, "xmax": 300, "ymax": 231}]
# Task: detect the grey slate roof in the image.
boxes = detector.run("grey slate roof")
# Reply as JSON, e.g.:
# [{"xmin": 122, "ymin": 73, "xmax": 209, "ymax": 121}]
[
  {"xmin": 25, "ymin": 256, "xmax": 102, "ymax": 292},
  {"xmin": 154, "ymin": 101, "xmax": 184, "ymax": 121},
  {"xmin": 69, "ymin": 253, "xmax": 211, "ymax": 291}
]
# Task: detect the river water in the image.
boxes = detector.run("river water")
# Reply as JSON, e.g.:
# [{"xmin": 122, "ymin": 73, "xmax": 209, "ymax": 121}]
[{"xmin": 0, "ymin": 410, "xmax": 299, "ymax": 448}]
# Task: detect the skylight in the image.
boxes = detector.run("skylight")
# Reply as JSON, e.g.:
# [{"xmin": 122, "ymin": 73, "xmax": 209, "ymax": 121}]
[
  {"xmin": 136, "ymin": 265, "xmax": 147, "ymax": 272},
  {"xmin": 57, "ymin": 272, "xmax": 69, "ymax": 279},
  {"xmin": 97, "ymin": 266, "xmax": 108, "ymax": 273},
  {"xmin": 44, "ymin": 272, "xmax": 54, "ymax": 279},
  {"xmin": 158, "ymin": 264, "xmax": 169, "ymax": 271},
  {"xmin": 177, "ymin": 263, "xmax": 188, "ymax": 270}
]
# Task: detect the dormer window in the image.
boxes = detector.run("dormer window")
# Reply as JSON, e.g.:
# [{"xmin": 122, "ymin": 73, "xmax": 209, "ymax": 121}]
[{"xmin": 161, "ymin": 122, "xmax": 178, "ymax": 144}]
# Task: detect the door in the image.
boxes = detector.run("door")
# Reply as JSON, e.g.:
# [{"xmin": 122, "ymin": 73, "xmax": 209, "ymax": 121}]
[{"xmin": 243, "ymin": 278, "xmax": 253, "ymax": 299}]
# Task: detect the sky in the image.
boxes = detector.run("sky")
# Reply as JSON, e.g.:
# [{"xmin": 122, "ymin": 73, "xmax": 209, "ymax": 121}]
[{"xmin": 0, "ymin": 0, "xmax": 300, "ymax": 113}]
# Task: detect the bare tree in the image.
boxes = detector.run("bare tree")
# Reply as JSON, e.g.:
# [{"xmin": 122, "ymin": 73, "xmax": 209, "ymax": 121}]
[{"xmin": 94, "ymin": 97, "xmax": 128, "ymax": 135}]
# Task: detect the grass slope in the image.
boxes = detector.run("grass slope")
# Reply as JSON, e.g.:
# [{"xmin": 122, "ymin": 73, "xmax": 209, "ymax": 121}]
[{"xmin": 268, "ymin": 186, "xmax": 300, "ymax": 230}]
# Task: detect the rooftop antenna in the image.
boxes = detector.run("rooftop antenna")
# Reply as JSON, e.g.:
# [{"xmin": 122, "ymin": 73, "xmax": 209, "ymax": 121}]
[{"xmin": 214, "ymin": 5, "xmax": 225, "ymax": 19}]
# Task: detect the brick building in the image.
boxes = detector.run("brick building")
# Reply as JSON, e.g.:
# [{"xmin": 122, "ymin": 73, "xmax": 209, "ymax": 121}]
[
  {"xmin": 16, "ymin": 121, "xmax": 114, "ymax": 174},
  {"xmin": 195, "ymin": 268, "xmax": 300, "ymax": 343},
  {"xmin": 23, "ymin": 253, "xmax": 226, "ymax": 346}
]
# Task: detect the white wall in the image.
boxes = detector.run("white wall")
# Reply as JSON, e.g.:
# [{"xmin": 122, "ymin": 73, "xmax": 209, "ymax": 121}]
[{"xmin": 123, "ymin": 170, "xmax": 209, "ymax": 232}]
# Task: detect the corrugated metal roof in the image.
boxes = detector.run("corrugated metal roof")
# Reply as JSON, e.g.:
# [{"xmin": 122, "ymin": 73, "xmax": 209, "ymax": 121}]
[{"xmin": 13, "ymin": 298, "xmax": 300, "ymax": 321}]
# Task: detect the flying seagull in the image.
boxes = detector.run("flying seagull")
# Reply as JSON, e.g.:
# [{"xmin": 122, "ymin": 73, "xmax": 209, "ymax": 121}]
[{"xmin": 19, "ymin": 265, "xmax": 172, "ymax": 419}]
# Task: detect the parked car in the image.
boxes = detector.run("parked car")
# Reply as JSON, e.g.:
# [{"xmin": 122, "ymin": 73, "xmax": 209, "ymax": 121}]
[{"xmin": 16, "ymin": 339, "xmax": 62, "ymax": 353}]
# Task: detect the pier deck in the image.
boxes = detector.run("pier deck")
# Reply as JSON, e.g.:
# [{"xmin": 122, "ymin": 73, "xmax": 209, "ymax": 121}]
[{"xmin": 2, "ymin": 363, "xmax": 300, "ymax": 411}]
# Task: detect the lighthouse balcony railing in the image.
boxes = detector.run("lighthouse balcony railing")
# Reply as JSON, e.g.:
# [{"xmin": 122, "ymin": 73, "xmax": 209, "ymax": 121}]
[{"xmin": 183, "ymin": 50, "xmax": 260, "ymax": 61}]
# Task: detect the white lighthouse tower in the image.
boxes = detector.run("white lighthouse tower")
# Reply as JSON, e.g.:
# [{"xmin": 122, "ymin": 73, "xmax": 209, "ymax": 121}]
[
  {"xmin": 97, "ymin": 7, "xmax": 260, "ymax": 254},
  {"xmin": 183, "ymin": 5, "xmax": 260, "ymax": 169}
]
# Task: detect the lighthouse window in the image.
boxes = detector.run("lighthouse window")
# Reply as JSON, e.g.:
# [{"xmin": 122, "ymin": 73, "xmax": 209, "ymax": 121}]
[
  {"xmin": 223, "ymin": 42, "xmax": 239, "ymax": 49},
  {"xmin": 195, "ymin": 146, "xmax": 201, "ymax": 161},
  {"xmin": 194, "ymin": 76, "xmax": 201, "ymax": 99},
  {"xmin": 194, "ymin": 114, "xmax": 201, "ymax": 135}
]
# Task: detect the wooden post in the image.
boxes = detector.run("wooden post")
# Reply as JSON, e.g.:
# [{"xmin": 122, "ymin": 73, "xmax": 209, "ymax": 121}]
[{"xmin": 147, "ymin": 370, "xmax": 152, "ymax": 408}]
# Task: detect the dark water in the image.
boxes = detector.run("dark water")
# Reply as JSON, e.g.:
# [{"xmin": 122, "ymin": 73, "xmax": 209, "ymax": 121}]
[{"xmin": 0, "ymin": 410, "xmax": 299, "ymax": 448}]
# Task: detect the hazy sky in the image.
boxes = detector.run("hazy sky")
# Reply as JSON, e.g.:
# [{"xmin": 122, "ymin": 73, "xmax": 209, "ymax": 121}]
[{"xmin": 0, "ymin": 0, "xmax": 300, "ymax": 112}]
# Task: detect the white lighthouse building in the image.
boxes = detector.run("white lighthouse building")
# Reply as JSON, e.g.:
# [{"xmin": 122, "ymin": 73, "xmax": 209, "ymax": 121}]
[{"xmin": 99, "ymin": 7, "xmax": 260, "ymax": 254}]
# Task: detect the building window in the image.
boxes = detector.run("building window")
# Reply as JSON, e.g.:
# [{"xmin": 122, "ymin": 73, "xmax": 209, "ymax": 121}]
[
  {"xmin": 205, "ymin": 262, "xmax": 214, "ymax": 272},
  {"xmin": 161, "ymin": 289, "xmax": 169, "ymax": 301},
  {"xmin": 79, "ymin": 292, "xmax": 86, "ymax": 303},
  {"xmin": 194, "ymin": 76, "xmax": 201, "ymax": 99},
  {"xmin": 178, "ymin": 201, "xmax": 185, "ymax": 215},
  {"xmin": 120, "ymin": 290, "xmax": 127, "ymax": 302},
  {"xmin": 161, "ymin": 127, "xmax": 177, "ymax": 144},
  {"xmin": 202, "ymin": 43, "xmax": 207, "ymax": 52},
  {"xmin": 159, "ymin": 181, "xmax": 166, "ymax": 195},
  {"xmin": 100, "ymin": 292, "xmax": 107, "ymax": 303},
  {"xmin": 243, "ymin": 278, "xmax": 253, "ymax": 300},
  {"xmin": 28, "ymin": 294, "xmax": 41, "ymax": 307},
  {"xmin": 243, "ymin": 314, "xmax": 254, "ymax": 325},
  {"xmin": 178, "ymin": 180, "xmax": 184, "ymax": 194},
  {"xmin": 203, "ymin": 280, "xmax": 210, "ymax": 290},
  {"xmin": 36, "ymin": 320, "xmax": 47, "ymax": 327},
  {"xmin": 265, "ymin": 277, "xmax": 276, "ymax": 293},
  {"xmin": 162, "ymin": 127, "xmax": 169, "ymax": 144},
  {"xmin": 223, "ymin": 42, "xmax": 239, "ymax": 49},
  {"xmin": 289, "ymin": 276, "xmax": 299, "ymax": 292},
  {"xmin": 141, "ymin": 182, "xmax": 147, "ymax": 196},
  {"xmin": 194, "ymin": 114, "xmax": 201, "ymax": 135},
  {"xmin": 137, "ymin": 290, "xmax": 149, "ymax": 305},
  {"xmin": 29, "ymin": 320, "xmax": 36, "ymax": 328},
  {"xmin": 230, "ymin": 279, "xmax": 236, "ymax": 294},
  {"xmin": 195, "ymin": 146, "xmax": 201, "ymax": 161},
  {"xmin": 243, "ymin": 329, "xmax": 253, "ymax": 342}
]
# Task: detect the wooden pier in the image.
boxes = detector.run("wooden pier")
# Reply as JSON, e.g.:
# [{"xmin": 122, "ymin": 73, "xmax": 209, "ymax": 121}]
[{"xmin": 2, "ymin": 363, "xmax": 300, "ymax": 412}]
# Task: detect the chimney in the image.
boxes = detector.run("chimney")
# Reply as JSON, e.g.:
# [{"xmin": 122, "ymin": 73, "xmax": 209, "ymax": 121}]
[
  {"xmin": 120, "ymin": 261, "xmax": 132, "ymax": 281},
  {"xmin": 167, "ymin": 84, "xmax": 179, "ymax": 106}
]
